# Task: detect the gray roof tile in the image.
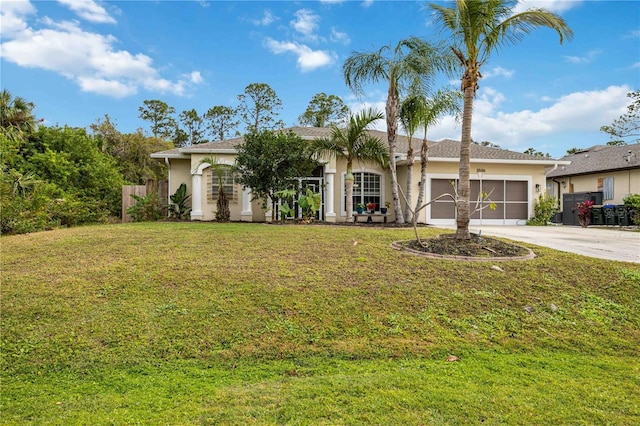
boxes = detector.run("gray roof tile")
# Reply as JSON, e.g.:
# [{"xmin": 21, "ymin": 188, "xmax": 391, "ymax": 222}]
[
  {"xmin": 151, "ymin": 126, "xmax": 564, "ymax": 162},
  {"xmin": 547, "ymin": 144, "xmax": 640, "ymax": 177}
]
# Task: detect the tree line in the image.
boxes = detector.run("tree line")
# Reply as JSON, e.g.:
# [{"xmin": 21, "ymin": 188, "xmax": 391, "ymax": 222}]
[{"xmin": 139, "ymin": 84, "xmax": 349, "ymax": 146}]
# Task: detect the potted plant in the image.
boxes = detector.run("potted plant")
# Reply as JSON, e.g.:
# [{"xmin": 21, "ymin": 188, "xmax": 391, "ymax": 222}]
[
  {"xmin": 366, "ymin": 202, "xmax": 377, "ymax": 213},
  {"xmin": 380, "ymin": 201, "xmax": 390, "ymax": 214},
  {"xmin": 356, "ymin": 203, "xmax": 365, "ymax": 214}
]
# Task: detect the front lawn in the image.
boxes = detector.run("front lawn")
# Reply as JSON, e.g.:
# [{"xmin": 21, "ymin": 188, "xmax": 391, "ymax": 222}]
[{"xmin": 2, "ymin": 223, "xmax": 638, "ymax": 424}]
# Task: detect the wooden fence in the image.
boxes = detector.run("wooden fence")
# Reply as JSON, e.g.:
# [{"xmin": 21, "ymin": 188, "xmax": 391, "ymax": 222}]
[{"xmin": 121, "ymin": 180, "xmax": 168, "ymax": 223}]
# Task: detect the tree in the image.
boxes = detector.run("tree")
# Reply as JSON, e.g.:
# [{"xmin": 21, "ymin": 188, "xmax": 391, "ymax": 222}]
[
  {"xmin": 298, "ymin": 93, "xmax": 349, "ymax": 127},
  {"xmin": 566, "ymin": 147, "xmax": 582, "ymax": 155},
  {"xmin": 204, "ymin": 106, "xmax": 239, "ymax": 141},
  {"xmin": 237, "ymin": 83, "xmax": 284, "ymax": 133},
  {"xmin": 234, "ymin": 130, "xmax": 319, "ymax": 220},
  {"xmin": 410, "ymin": 89, "xmax": 462, "ymax": 222},
  {"xmin": 0, "ymin": 89, "xmax": 40, "ymax": 142},
  {"xmin": 430, "ymin": 0, "xmax": 572, "ymax": 239},
  {"xmin": 343, "ymin": 37, "xmax": 452, "ymax": 224},
  {"xmin": 311, "ymin": 108, "xmax": 389, "ymax": 219},
  {"xmin": 523, "ymin": 147, "xmax": 551, "ymax": 158},
  {"xmin": 199, "ymin": 156, "xmax": 232, "ymax": 222},
  {"xmin": 138, "ymin": 100, "xmax": 177, "ymax": 140},
  {"xmin": 399, "ymin": 96, "xmax": 421, "ymax": 223},
  {"xmin": 473, "ymin": 140, "xmax": 500, "ymax": 148},
  {"xmin": 91, "ymin": 115, "xmax": 171, "ymax": 184},
  {"xmin": 600, "ymin": 90, "xmax": 639, "ymax": 145},
  {"xmin": 178, "ymin": 109, "xmax": 206, "ymax": 146}
]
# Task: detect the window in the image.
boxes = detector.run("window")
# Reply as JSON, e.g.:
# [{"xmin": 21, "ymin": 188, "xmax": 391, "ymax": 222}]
[
  {"xmin": 603, "ymin": 177, "xmax": 614, "ymax": 200},
  {"xmin": 207, "ymin": 167, "xmax": 237, "ymax": 203},
  {"xmin": 348, "ymin": 172, "xmax": 381, "ymax": 209}
]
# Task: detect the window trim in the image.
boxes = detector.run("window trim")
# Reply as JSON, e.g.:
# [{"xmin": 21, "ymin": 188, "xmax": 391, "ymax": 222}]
[{"xmin": 340, "ymin": 170, "xmax": 384, "ymax": 215}]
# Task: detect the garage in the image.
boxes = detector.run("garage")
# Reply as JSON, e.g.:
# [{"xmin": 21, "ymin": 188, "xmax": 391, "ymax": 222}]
[{"xmin": 428, "ymin": 178, "xmax": 530, "ymax": 225}]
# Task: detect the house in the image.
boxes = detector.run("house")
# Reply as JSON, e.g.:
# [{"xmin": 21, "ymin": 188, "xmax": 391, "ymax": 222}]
[
  {"xmin": 546, "ymin": 144, "xmax": 640, "ymax": 216},
  {"xmin": 150, "ymin": 127, "xmax": 569, "ymax": 225}
]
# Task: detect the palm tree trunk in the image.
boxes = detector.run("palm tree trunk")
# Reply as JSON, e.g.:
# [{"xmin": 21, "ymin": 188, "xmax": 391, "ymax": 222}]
[
  {"xmin": 414, "ymin": 134, "xmax": 428, "ymax": 218},
  {"xmin": 456, "ymin": 85, "xmax": 475, "ymax": 239},
  {"xmin": 386, "ymin": 87, "xmax": 404, "ymax": 224},
  {"xmin": 345, "ymin": 165, "xmax": 354, "ymax": 220},
  {"xmin": 404, "ymin": 143, "xmax": 414, "ymax": 223}
]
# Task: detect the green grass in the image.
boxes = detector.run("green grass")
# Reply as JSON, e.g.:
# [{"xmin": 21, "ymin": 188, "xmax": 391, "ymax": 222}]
[{"xmin": 2, "ymin": 222, "xmax": 639, "ymax": 424}]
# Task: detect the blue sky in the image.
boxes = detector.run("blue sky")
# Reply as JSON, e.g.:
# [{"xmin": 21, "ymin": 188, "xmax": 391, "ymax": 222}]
[{"xmin": 1, "ymin": 0, "xmax": 638, "ymax": 158}]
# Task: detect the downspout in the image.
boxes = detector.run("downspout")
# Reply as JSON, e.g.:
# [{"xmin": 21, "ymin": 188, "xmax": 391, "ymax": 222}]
[
  {"xmin": 165, "ymin": 157, "xmax": 171, "ymax": 217},
  {"xmin": 545, "ymin": 163, "xmax": 560, "ymax": 203}
]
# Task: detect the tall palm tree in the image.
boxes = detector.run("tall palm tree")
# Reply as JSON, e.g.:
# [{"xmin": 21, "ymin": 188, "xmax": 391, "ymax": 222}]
[
  {"xmin": 343, "ymin": 37, "xmax": 451, "ymax": 224},
  {"xmin": 413, "ymin": 90, "xmax": 462, "ymax": 220},
  {"xmin": 311, "ymin": 108, "xmax": 389, "ymax": 219},
  {"xmin": 430, "ymin": 0, "xmax": 573, "ymax": 239},
  {"xmin": 0, "ymin": 89, "xmax": 39, "ymax": 141}
]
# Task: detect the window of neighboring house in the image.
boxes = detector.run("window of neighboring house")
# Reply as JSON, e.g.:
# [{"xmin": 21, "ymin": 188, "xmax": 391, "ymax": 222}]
[
  {"xmin": 207, "ymin": 167, "xmax": 237, "ymax": 203},
  {"xmin": 349, "ymin": 172, "xmax": 381, "ymax": 210},
  {"xmin": 603, "ymin": 177, "xmax": 614, "ymax": 201}
]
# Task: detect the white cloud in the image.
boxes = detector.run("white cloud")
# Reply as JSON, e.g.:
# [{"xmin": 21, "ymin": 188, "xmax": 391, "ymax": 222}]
[
  {"xmin": 265, "ymin": 38, "xmax": 334, "ymax": 72},
  {"xmin": 1, "ymin": 15, "xmax": 201, "ymax": 98},
  {"xmin": 512, "ymin": 0, "xmax": 582, "ymax": 15},
  {"xmin": 429, "ymin": 85, "xmax": 632, "ymax": 149},
  {"xmin": 631, "ymin": 62, "xmax": 640, "ymax": 69},
  {"xmin": 0, "ymin": 0, "xmax": 36, "ymax": 37},
  {"xmin": 291, "ymin": 9, "xmax": 319, "ymax": 39},
  {"xmin": 187, "ymin": 71, "xmax": 203, "ymax": 84},
  {"xmin": 624, "ymin": 30, "xmax": 640, "ymax": 39},
  {"xmin": 319, "ymin": 0, "xmax": 346, "ymax": 4},
  {"xmin": 482, "ymin": 66, "xmax": 514, "ymax": 80},
  {"xmin": 330, "ymin": 27, "xmax": 350, "ymax": 45},
  {"xmin": 564, "ymin": 49, "xmax": 602, "ymax": 64},
  {"xmin": 253, "ymin": 10, "xmax": 276, "ymax": 26},
  {"xmin": 362, "ymin": 0, "xmax": 375, "ymax": 8},
  {"xmin": 57, "ymin": 0, "xmax": 116, "ymax": 24}
]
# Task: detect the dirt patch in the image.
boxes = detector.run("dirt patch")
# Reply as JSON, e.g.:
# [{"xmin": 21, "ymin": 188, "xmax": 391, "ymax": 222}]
[{"xmin": 393, "ymin": 233, "xmax": 535, "ymax": 261}]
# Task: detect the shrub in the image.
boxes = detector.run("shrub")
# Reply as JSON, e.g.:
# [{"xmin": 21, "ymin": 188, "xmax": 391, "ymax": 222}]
[
  {"xmin": 623, "ymin": 194, "xmax": 640, "ymax": 225},
  {"xmin": 527, "ymin": 194, "xmax": 559, "ymax": 226},
  {"xmin": 127, "ymin": 193, "xmax": 163, "ymax": 222}
]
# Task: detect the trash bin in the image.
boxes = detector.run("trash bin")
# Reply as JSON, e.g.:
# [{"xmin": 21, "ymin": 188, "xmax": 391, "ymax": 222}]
[
  {"xmin": 616, "ymin": 205, "xmax": 630, "ymax": 226},
  {"xmin": 602, "ymin": 205, "xmax": 617, "ymax": 226},
  {"xmin": 591, "ymin": 207, "xmax": 604, "ymax": 225}
]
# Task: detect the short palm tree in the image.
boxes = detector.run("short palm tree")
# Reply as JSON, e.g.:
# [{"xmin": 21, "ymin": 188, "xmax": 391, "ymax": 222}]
[
  {"xmin": 0, "ymin": 89, "xmax": 39, "ymax": 141},
  {"xmin": 311, "ymin": 108, "xmax": 389, "ymax": 219},
  {"xmin": 413, "ymin": 89, "xmax": 462, "ymax": 219},
  {"xmin": 343, "ymin": 37, "xmax": 452, "ymax": 224},
  {"xmin": 430, "ymin": 0, "xmax": 573, "ymax": 239}
]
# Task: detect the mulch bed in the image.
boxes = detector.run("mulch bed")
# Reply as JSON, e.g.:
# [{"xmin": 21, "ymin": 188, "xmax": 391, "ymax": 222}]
[{"xmin": 394, "ymin": 233, "xmax": 535, "ymax": 260}]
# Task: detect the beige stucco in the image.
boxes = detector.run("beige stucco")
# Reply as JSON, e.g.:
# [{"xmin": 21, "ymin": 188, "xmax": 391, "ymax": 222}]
[
  {"xmin": 164, "ymin": 152, "xmax": 553, "ymax": 225},
  {"xmin": 399, "ymin": 160, "xmax": 549, "ymax": 224},
  {"xmin": 548, "ymin": 168, "xmax": 640, "ymax": 208}
]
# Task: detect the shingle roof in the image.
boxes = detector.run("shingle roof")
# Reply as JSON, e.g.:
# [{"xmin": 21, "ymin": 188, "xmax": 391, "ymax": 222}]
[
  {"xmin": 546, "ymin": 144, "xmax": 640, "ymax": 177},
  {"xmin": 150, "ymin": 126, "xmax": 563, "ymax": 163}
]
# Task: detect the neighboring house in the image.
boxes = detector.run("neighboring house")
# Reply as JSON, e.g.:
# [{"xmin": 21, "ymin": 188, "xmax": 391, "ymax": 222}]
[
  {"xmin": 150, "ymin": 126, "xmax": 568, "ymax": 225},
  {"xmin": 546, "ymin": 144, "xmax": 640, "ymax": 211}
]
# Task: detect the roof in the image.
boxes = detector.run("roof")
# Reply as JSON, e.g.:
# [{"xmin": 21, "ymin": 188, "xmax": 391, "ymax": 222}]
[
  {"xmin": 150, "ymin": 126, "xmax": 565, "ymax": 164},
  {"xmin": 546, "ymin": 144, "xmax": 640, "ymax": 177}
]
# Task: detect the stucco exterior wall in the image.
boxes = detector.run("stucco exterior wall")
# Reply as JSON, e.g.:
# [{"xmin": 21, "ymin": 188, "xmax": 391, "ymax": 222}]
[
  {"xmin": 406, "ymin": 161, "xmax": 549, "ymax": 224},
  {"xmin": 549, "ymin": 168, "xmax": 640, "ymax": 208},
  {"xmin": 166, "ymin": 153, "xmax": 552, "ymax": 224}
]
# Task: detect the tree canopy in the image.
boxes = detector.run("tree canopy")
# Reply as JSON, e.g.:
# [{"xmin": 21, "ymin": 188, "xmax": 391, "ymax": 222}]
[
  {"xmin": 234, "ymin": 130, "xmax": 319, "ymax": 220},
  {"xmin": 237, "ymin": 83, "xmax": 284, "ymax": 133},
  {"xmin": 298, "ymin": 93, "xmax": 349, "ymax": 127},
  {"xmin": 600, "ymin": 90, "xmax": 639, "ymax": 145}
]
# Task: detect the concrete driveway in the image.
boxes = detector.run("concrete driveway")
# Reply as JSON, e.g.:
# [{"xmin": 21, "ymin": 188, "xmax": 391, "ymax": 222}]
[{"xmin": 460, "ymin": 225, "xmax": 640, "ymax": 263}]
